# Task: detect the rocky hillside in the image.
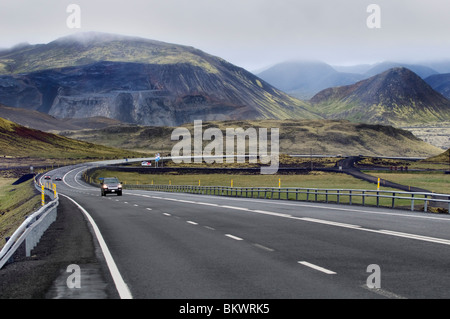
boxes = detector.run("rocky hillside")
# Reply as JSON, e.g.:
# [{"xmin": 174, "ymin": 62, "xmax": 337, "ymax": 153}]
[
  {"xmin": 310, "ymin": 68, "xmax": 450, "ymax": 125},
  {"xmin": 0, "ymin": 32, "xmax": 319, "ymax": 126}
]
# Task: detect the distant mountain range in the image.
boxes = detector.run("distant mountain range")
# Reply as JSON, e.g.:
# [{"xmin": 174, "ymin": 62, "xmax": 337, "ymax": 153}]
[
  {"xmin": 309, "ymin": 67, "xmax": 450, "ymax": 125},
  {"xmin": 257, "ymin": 60, "xmax": 442, "ymax": 100},
  {"xmin": 256, "ymin": 61, "xmax": 365, "ymax": 100},
  {"xmin": 0, "ymin": 32, "xmax": 449, "ymax": 130},
  {"xmin": 0, "ymin": 32, "xmax": 317, "ymax": 126}
]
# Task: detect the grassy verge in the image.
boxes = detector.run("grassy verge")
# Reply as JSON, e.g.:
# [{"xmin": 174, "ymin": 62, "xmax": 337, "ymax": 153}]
[
  {"xmin": 90, "ymin": 169, "xmax": 381, "ymax": 188},
  {"xmin": 365, "ymin": 172, "xmax": 450, "ymax": 195},
  {"xmin": 0, "ymin": 178, "xmax": 41, "ymax": 250}
]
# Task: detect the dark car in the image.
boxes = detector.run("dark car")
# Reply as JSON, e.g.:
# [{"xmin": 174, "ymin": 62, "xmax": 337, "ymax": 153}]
[
  {"xmin": 54, "ymin": 176, "xmax": 62, "ymax": 181},
  {"xmin": 44, "ymin": 175, "xmax": 51, "ymax": 180},
  {"xmin": 101, "ymin": 177, "xmax": 123, "ymax": 196}
]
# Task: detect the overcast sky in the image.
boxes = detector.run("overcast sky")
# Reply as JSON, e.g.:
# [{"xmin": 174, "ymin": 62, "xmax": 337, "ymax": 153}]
[{"xmin": 1, "ymin": 0, "xmax": 449, "ymax": 71}]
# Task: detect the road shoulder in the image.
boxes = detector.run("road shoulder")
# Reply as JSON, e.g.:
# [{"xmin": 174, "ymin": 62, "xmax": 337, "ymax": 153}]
[{"xmin": 0, "ymin": 196, "xmax": 119, "ymax": 299}]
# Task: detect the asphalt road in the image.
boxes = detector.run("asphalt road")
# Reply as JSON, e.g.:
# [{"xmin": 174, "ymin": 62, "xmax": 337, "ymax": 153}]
[{"xmin": 17, "ymin": 163, "xmax": 450, "ymax": 299}]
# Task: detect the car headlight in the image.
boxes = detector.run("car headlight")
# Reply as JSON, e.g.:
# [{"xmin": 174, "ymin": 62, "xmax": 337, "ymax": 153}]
[
  {"xmin": 103, "ymin": 185, "xmax": 108, "ymax": 189},
  {"xmin": 118, "ymin": 184, "xmax": 122, "ymax": 189}
]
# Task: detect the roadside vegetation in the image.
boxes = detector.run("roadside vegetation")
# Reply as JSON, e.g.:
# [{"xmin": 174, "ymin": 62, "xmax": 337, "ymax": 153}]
[
  {"xmin": 0, "ymin": 177, "xmax": 41, "ymax": 250},
  {"xmin": 89, "ymin": 169, "xmax": 380, "ymax": 189},
  {"xmin": 365, "ymin": 172, "xmax": 450, "ymax": 194}
]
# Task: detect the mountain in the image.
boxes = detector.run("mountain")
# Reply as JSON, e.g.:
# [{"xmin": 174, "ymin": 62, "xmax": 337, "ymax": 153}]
[
  {"xmin": 60, "ymin": 119, "xmax": 443, "ymax": 157},
  {"xmin": 364, "ymin": 62, "xmax": 438, "ymax": 79},
  {"xmin": 257, "ymin": 61, "xmax": 365, "ymax": 100},
  {"xmin": 310, "ymin": 67, "xmax": 450, "ymax": 125},
  {"xmin": 0, "ymin": 116, "xmax": 142, "ymax": 159},
  {"xmin": 424, "ymin": 148, "xmax": 449, "ymax": 163},
  {"xmin": 425, "ymin": 73, "xmax": 450, "ymax": 99},
  {"xmin": 420, "ymin": 60, "xmax": 450, "ymax": 74},
  {"xmin": 0, "ymin": 104, "xmax": 121, "ymax": 132},
  {"xmin": 0, "ymin": 32, "xmax": 319, "ymax": 126}
]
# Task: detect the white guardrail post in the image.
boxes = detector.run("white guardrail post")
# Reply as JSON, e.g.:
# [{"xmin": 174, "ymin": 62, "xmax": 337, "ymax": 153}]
[{"xmin": 0, "ymin": 178, "xmax": 59, "ymax": 270}]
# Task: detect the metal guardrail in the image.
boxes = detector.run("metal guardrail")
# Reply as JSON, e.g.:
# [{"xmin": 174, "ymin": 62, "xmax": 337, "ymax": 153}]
[
  {"xmin": 0, "ymin": 179, "xmax": 59, "ymax": 270},
  {"xmin": 124, "ymin": 184, "xmax": 450, "ymax": 213}
]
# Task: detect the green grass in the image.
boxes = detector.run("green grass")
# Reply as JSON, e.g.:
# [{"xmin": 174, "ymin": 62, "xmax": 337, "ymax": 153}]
[
  {"xmin": 0, "ymin": 178, "xmax": 41, "ymax": 250},
  {"xmin": 366, "ymin": 172, "xmax": 450, "ymax": 195},
  {"xmin": 90, "ymin": 169, "xmax": 377, "ymax": 188}
]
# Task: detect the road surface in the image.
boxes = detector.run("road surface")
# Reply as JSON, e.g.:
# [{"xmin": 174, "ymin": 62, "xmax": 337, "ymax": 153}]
[{"xmin": 10, "ymin": 162, "xmax": 450, "ymax": 299}]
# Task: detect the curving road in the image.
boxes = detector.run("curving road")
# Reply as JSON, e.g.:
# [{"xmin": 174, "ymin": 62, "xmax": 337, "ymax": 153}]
[{"xmin": 35, "ymin": 162, "xmax": 450, "ymax": 299}]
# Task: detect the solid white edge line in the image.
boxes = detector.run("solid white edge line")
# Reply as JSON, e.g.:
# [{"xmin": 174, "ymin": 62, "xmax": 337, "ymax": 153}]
[
  {"xmin": 299, "ymin": 217, "xmax": 362, "ymax": 229},
  {"xmin": 60, "ymin": 194, "xmax": 133, "ymax": 299},
  {"xmin": 379, "ymin": 230, "xmax": 450, "ymax": 246},
  {"xmin": 298, "ymin": 261, "xmax": 337, "ymax": 275}
]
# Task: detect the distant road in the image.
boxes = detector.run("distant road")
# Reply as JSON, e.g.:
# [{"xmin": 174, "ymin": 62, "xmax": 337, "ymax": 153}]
[{"xmin": 29, "ymin": 161, "xmax": 450, "ymax": 299}]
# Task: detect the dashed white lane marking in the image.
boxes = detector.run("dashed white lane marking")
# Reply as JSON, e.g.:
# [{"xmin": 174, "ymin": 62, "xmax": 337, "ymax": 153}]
[
  {"xmin": 163, "ymin": 213, "xmax": 171, "ymax": 216},
  {"xmin": 298, "ymin": 261, "xmax": 337, "ymax": 275},
  {"xmin": 187, "ymin": 221, "xmax": 198, "ymax": 225},
  {"xmin": 253, "ymin": 243, "xmax": 275, "ymax": 252},
  {"xmin": 130, "ymin": 193, "xmax": 450, "ymax": 247},
  {"xmin": 146, "ymin": 208, "xmax": 152, "ymax": 211},
  {"xmin": 225, "ymin": 234, "xmax": 244, "ymax": 241}
]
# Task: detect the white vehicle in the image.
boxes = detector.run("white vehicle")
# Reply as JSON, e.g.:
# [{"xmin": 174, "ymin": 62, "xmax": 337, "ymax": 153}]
[{"xmin": 141, "ymin": 161, "xmax": 152, "ymax": 167}]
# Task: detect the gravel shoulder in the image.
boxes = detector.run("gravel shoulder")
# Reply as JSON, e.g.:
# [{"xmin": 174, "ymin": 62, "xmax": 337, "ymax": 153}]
[{"xmin": 0, "ymin": 196, "xmax": 119, "ymax": 299}]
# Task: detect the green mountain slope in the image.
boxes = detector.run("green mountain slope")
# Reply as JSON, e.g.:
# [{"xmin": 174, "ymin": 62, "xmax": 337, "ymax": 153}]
[
  {"xmin": 425, "ymin": 148, "xmax": 450, "ymax": 163},
  {"xmin": 0, "ymin": 33, "xmax": 218, "ymax": 75},
  {"xmin": 0, "ymin": 33, "xmax": 319, "ymax": 125},
  {"xmin": 310, "ymin": 68, "xmax": 450, "ymax": 125}
]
